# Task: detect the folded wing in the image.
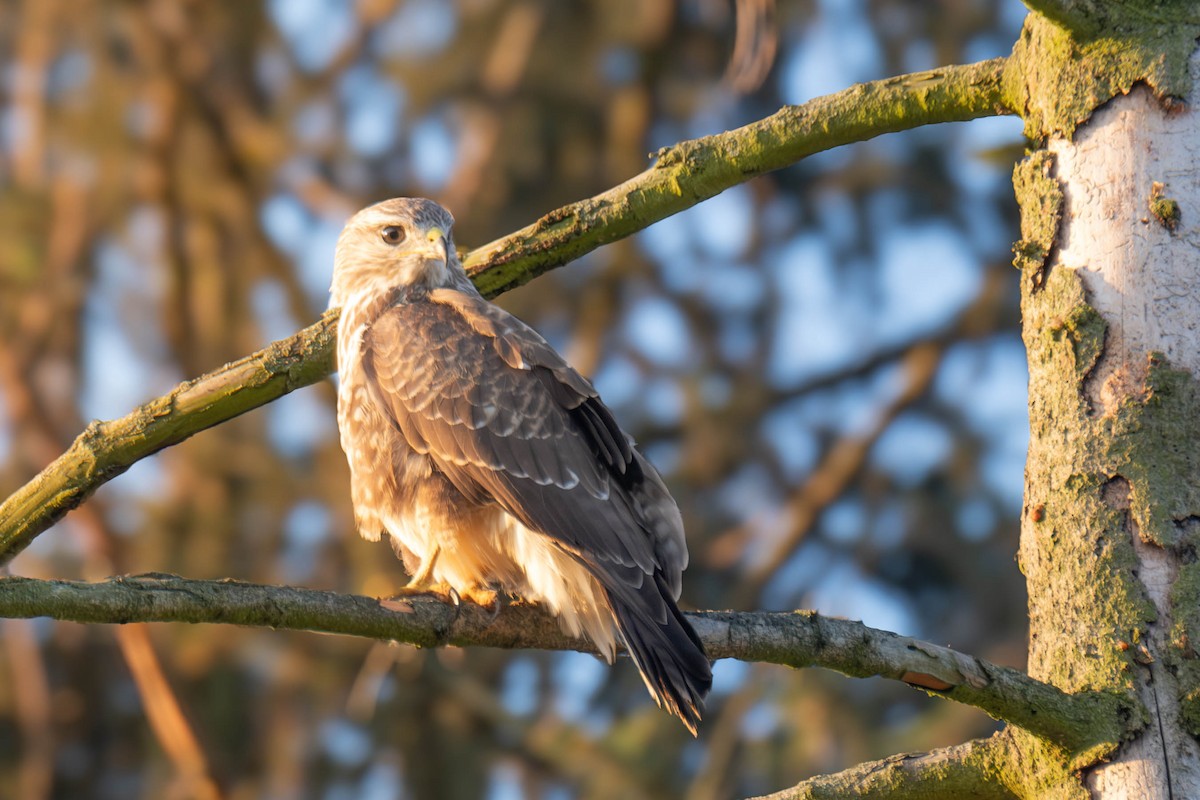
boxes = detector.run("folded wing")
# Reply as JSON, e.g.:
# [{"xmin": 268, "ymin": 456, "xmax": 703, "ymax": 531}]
[{"xmin": 361, "ymin": 287, "xmax": 711, "ymax": 731}]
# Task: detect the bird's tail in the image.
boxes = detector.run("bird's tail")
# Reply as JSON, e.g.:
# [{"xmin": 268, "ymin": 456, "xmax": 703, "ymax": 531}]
[{"xmin": 603, "ymin": 569, "xmax": 712, "ymax": 735}]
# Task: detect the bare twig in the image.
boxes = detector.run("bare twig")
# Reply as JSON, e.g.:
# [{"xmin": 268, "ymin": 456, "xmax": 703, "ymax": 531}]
[
  {"xmin": 9, "ymin": 0, "xmax": 57, "ymax": 187},
  {"xmin": 714, "ymin": 341, "xmax": 942, "ymax": 593},
  {"xmin": 0, "ymin": 573, "xmax": 1130, "ymax": 754},
  {"xmin": 723, "ymin": 0, "xmax": 777, "ymax": 94},
  {"xmin": 427, "ymin": 662, "xmax": 659, "ymax": 800}
]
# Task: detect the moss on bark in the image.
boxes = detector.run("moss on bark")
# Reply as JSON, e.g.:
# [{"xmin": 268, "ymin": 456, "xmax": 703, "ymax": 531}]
[
  {"xmin": 1011, "ymin": 25, "xmax": 1200, "ymax": 686},
  {"xmin": 1011, "ymin": 150, "xmax": 1062, "ymax": 291},
  {"xmin": 1004, "ymin": 5, "xmax": 1200, "ymax": 791},
  {"xmin": 1003, "ymin": 11, "xmax": 1200, "ymax": 141}
]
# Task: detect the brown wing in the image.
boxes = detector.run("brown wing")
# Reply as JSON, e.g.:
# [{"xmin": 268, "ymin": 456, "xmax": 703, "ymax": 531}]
[{"xmin": 361, "ymin": 287, "xmax": 710, "ymax": 731}]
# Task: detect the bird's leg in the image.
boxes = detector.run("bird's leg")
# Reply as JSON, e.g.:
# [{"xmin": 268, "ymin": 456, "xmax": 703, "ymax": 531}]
[
  {"xmin": 382, "ymin": 548, "xmax": 456, "ymax": 603},
  {"xmin": 405, "ymin": 545, "xmax": 442, "ymax": 590}
]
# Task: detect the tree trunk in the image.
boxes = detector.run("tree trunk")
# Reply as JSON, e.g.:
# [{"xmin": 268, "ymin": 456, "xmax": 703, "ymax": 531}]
[{"xmin": 1017, "ymin": 36, "xmax": 1200, "ymax": 798}]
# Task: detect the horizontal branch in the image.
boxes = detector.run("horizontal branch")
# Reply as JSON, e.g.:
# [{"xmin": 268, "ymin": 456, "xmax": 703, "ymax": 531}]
[
  {"xmin": 0, "ymin": 57, "xmax": 1013, "ymax": 567},
  {"xmin": 0, "ymin": 574, "xmax": 1123, "ymax": 753},
  {"xmin": 746, "ymin": 734, "xmax": 1016, "ymax": 800},
  {"xmin": 698, "ymin": 608, "xmax": 1127, "ymax": 756}
]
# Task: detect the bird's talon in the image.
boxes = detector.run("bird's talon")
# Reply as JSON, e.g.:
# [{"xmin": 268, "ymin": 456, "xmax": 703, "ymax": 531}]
[
  {"xmin": 484, "ymin": 593, "xmax": 505, "ymax": 622},
  {"xmin": 385, "ymin": 581, "xmax": 454, "ymax": 601},
  {"xmin": 471, "ymin": 588, "xmax": 506, "ymax": 621}
]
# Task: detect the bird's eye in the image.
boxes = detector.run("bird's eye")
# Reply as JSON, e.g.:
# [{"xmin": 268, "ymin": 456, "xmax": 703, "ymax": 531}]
[{"xmin": 380, "ymin": 225, "xmax": 406, "ymax": 245}]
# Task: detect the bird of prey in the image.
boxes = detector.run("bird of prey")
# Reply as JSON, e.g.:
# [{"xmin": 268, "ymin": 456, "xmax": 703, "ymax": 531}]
[{"xmin": 331, "ymin": 197, "xmax": 712, "ymax": 733}]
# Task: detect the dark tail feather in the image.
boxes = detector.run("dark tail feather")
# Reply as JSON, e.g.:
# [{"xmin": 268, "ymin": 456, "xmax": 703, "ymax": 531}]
[{"xmin": 605, "ymin": 570, "xmax": 712, "ymax": 735}]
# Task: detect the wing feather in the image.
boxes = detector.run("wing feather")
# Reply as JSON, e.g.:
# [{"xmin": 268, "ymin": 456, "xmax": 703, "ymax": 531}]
[
  {"xmin": 363, "ymin": 296, "xmax": 654, "ymax": 562},
  {"xmin": 360, "ymin": 287, "xmax": 709, "ymax": 731}
]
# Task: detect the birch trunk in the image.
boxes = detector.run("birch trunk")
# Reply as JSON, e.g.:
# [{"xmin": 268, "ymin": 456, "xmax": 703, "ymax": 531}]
[{"xmin": 1018, "ymin": 43, "xmax": 1200, "ymax": 799}]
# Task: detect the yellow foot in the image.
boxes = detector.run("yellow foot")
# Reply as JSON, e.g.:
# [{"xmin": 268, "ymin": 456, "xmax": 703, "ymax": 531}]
[
  {"xmin": 383, "ymin": 580, "xmax": 507, "ymax": 615},
  {"xmin": 457, "ymin": 586, "xmax": 508, "ymax": 620},
  {"xmin": 385, "ymin": 581, "xmax": 455, "ymax": 600}
]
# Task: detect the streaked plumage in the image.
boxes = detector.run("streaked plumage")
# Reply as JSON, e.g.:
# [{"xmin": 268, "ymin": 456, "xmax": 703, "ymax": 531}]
[{"xmin": 331, "ymin": 198, "xmax": 711, "ymax": 733}]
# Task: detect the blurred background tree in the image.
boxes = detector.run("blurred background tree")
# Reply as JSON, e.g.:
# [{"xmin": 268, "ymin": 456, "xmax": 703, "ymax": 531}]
[{"xmin": 0, "ymin": 0, "xmax": 1029, "ymax": 797}]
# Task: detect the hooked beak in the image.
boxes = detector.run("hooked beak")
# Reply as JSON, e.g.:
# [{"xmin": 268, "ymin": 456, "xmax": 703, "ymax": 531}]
[{"xmin": 418, "ymin": 226, "xmax": 449, "ymax": 263}]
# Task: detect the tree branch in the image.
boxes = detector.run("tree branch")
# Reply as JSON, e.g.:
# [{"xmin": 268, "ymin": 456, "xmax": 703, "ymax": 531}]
[
  {"xmin": 0, "ymin": 58, "xmax": 1013, "ymax": 567},
  {"xmin": 696, "ymin": 609, "xmax": 1128, "ymax": 756},
  {"xmin": 0, "ymin": 314, "xmax": 339, "ymax": 565},
  {"xmin": 463, "ymin": 57, "xmax": 1013, "ymax": 297},
  {"xmin": 745, "ymin": 734, "xmax": 1017, "ymax": 800},
  {"xmin": 0, "ymin": 573, "xmax": 1125, "ymax": 753}
]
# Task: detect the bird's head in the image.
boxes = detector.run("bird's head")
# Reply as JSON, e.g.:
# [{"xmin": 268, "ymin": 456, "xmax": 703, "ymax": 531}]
[{"xmin": 330, "ymin": 197, "xmax": 461, "ymax": 307}]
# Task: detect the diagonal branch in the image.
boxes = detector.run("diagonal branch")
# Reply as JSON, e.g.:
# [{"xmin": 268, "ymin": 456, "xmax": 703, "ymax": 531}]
[
  {"xmin": 0, "ymin": 573, "xmax": 1127, "ymax": 754},
  {"xmin": 463, "ymin": 58, "xmax": 1012, "ymax": 296},
  {"xmin": 746, "ymin": 734, "xmax": 1017, "ymax": 800},
  {"xmin": 0, "ymin": 314, "xmax": 339, "ymax": 565},
  {"xmin": 0, "ymin": 58, "xmax": 1013, "ymax": 567}
]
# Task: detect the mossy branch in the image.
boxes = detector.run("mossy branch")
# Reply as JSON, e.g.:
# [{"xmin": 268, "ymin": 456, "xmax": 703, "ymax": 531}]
[
  {"xmin": 745, "ymin": 734, "xmax": 1017, "ymax": 800},
  {"xmin": 0, "ymin": 316, "xmax": 339, "ymax": 566},
  {"xmin": 0, "ymin": 58, "xmax": 1013, "ymax": 566},
  {"xmin": 700, "ymin": 609, "xmax": 1126, "ymax": 757},
  {"xmin": 0, "ymin": 574, "xmax": 1126, "ymax": 753},
  {"xmin": 464, "ymin": 57, "xmax": 1012, "ymax": 296},
  {"xmin": 1020, "ymin": 0, "xmax": 1197, "ymax": 40}
]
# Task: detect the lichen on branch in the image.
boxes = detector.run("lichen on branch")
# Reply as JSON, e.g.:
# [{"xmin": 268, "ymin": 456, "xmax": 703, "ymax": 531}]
[
  {"xmin": 746, "ymin": 734, "xmax": 1017, "ymax": 800},
  {"xmin": 0, "ymin": 315, "xmax": 338, "ymax": 565},
  {"xmin": 0, "ymin": 573, "xmax": 1129, "ymax": 753},
  {"xmin": 465, "ymin": 57, "xmax": 1013, "ymax": 297}
]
